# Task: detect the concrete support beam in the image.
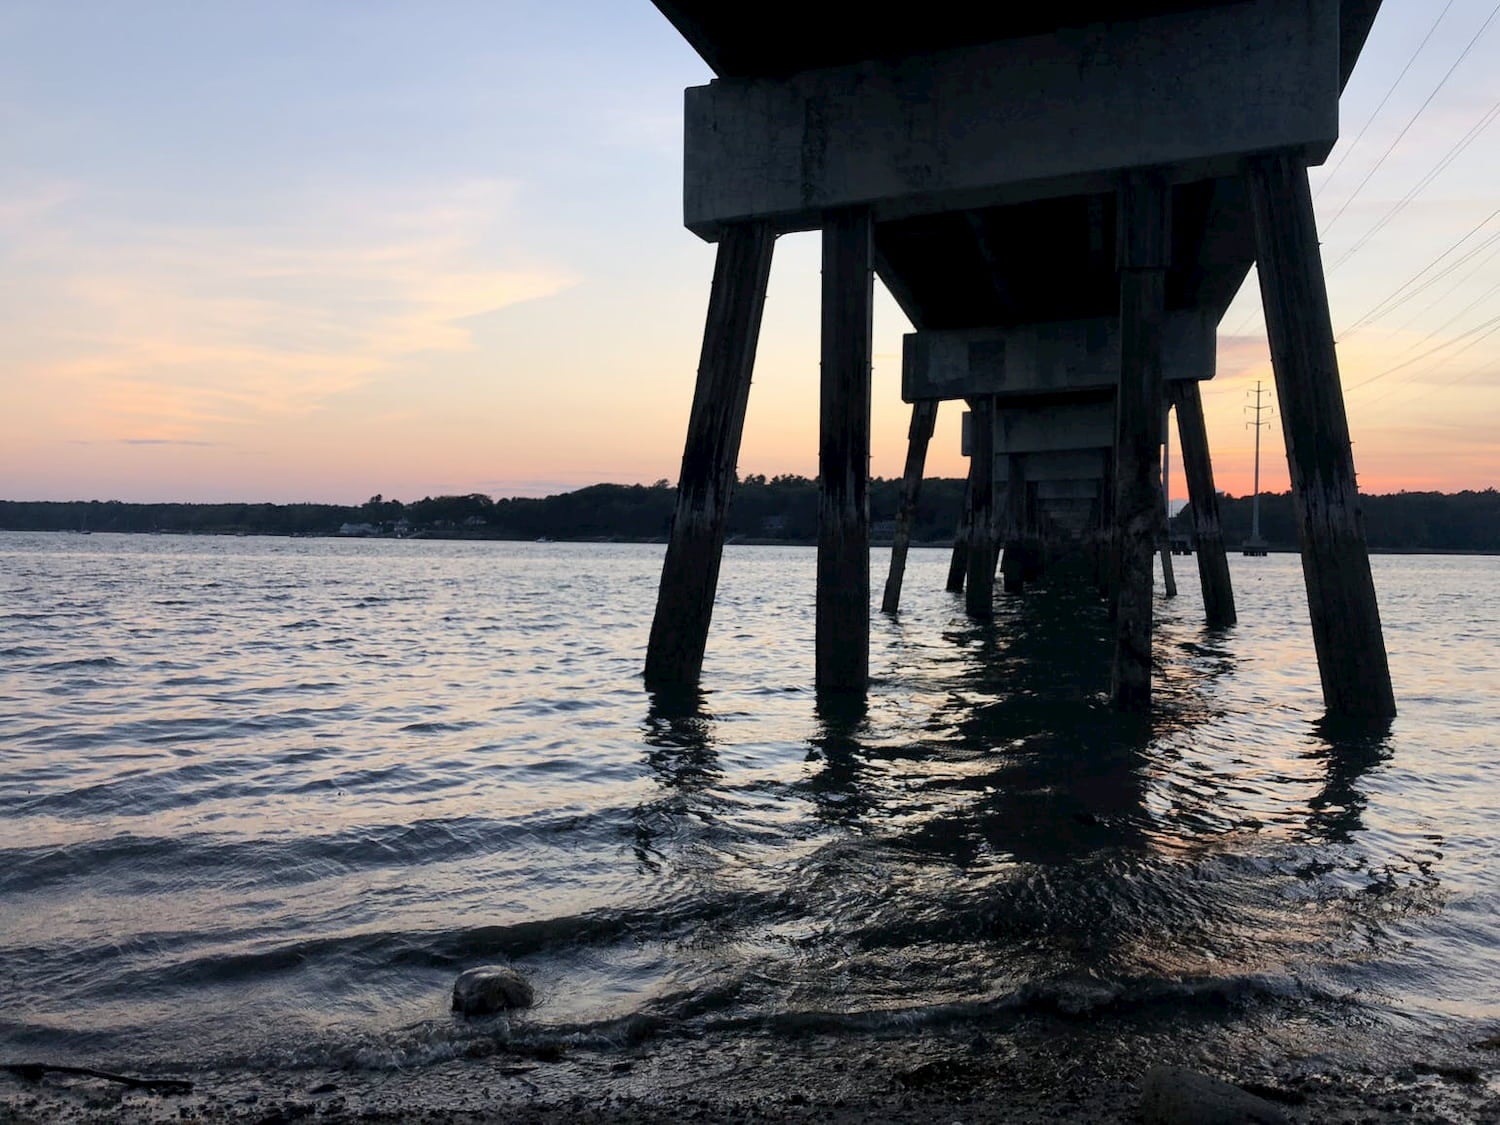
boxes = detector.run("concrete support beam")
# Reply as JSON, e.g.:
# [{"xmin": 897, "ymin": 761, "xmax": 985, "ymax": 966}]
[
  {"xmin": 645, "ymin": 223, "xmax": 776, "ymax": 686},
  {"xmin": 1034, "ymin": 479, "xmax": 1100, "ymax": 501},
  {"xmin": 881, "ymin": 399, "xmax": 938, "ymax": 615},
  {"xmin": 1246, "ymin": 151, "xmax": 1395, "ymax": 719},
  {"xmin": 903, "ymin": 312, "xmax": 1215, "ymax": 402},
  {"xmin": 816, "ymin": 207, "xmax": 875, "ymax": 693},
  {"xmin": 1111, "ymin": 172, "xmax": 1169, "ymax": 712},
  {"xmin": 986, "ymin": 401, "xmax": 1115, "ymax": 455},
  {"xmin": 1037, "ymin": 497, "xmax": 1099, "ymax": 540},
  {"xmin": 683, "ymin": 0, "xmax": 1338, "ymax": 236},
  {"xmin": 1169, "ymin": 379, "xmax": 1236, "ymax": 626},
  {"xmin": 965, "ymin": 424, "xmax": 1109, "ymax": 481},
  {"xmin": 997, "ymin": 448, "xmax": 1108, "ymax": 484}
]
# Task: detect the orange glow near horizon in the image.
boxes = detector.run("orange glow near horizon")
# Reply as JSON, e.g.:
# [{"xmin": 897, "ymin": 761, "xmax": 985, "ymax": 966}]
[{"xmin": 2, "ymin": 1, "xmax": 1497, "ymax": 505}]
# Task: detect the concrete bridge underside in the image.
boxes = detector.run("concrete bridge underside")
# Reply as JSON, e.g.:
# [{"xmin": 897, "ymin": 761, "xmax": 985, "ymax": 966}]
[{"xmin": 643, "ymin": 0, "xmax": 1394, "ymax": 719}]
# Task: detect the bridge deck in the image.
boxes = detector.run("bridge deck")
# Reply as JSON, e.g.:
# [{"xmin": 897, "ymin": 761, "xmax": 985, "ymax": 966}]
[{"xmin": 652, "ymin": 1, "xmax": 1381, "ymax": 336}]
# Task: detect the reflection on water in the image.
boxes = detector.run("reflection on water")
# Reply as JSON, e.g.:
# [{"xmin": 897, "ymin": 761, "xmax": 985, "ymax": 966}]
[
  {"xmin": 0, "ymin": 534, "xmax": 1495, "ymax": 1075},
  {"xmin": 1303, "ymin": 720, "xmax": 1394, "ymax": 845},
  {"xmin": 631, "ymin": 555, "xmax": 1416, "ymax": 1022}
]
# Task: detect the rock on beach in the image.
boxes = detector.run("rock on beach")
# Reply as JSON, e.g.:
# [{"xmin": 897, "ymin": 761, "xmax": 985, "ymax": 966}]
[
  {"xmin": 1140, "ymin": 1065, "xmax": 1289, "ymax": 1125},
  {"xmin": 451, "ymin": 965, "xmax": 533, "ymax": 1016}
]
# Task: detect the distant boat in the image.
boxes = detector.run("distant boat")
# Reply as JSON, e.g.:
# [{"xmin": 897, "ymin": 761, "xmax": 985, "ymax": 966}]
[{"xmin": 534, "ymin": 536, "xmax": 553, "ymax": 543}]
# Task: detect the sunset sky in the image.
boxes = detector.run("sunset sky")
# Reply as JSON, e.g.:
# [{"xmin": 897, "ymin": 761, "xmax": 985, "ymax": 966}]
[{"xmin": 3, "ymin": 0, "xmax": 1498, "ymax": 504}]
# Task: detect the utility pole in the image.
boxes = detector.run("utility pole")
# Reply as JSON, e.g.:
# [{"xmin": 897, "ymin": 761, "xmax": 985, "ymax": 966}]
[{"xmin": 1243, "ymin": 380, "xmax": 1271, "ymax": 556}]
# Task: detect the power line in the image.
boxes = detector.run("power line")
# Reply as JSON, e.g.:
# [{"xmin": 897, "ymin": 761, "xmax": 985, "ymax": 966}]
[
  {"xmin": 1396, "ymin": 273, "xmax": 1500, "ymax": 356},
  {"xmin": 1314, "ymin": 0, "xmax": 1458, "ymax": 201},
  {"xmin": 1357, "ymin": 318, "xmax": 1500, "ymax": 408},
  {"xmin": 1320, "ymin": 0, "xmax": 1500, "ymax": 239},
  {"xmin": 1345, "ymin": 307, "xmax": 1500, "ymax": 393},
  {"xmin": 1221, "ymin": 309, "xmax": 1263, "ymax": 339},
  {"xmin": 1325, "ymin": 91, "xmax": 1500, "ymax": 273},
  {"xmin": 1391, "ymin": 239, "xmax": 1500, "ymax": 339},
  {"xmin": 1338, "ymin": 208, "xmax": 1500, "ymax": 335}
]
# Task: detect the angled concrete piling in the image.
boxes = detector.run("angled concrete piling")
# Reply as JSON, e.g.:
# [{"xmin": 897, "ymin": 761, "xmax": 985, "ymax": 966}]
[
  {"xmin": 882, "ymin": 400, "xmax": 939, "ymax": 615},
  {"xmin": 645, "ymin": 224, "xmax": 775, "ymax": 687},
  {"xmin": 1169, "ymin": 379, "xmax": 1236, "ymax": 627},
  {"xmin": 1247, "ymin": 151, "xmax": 1395, "ymax": 719}
]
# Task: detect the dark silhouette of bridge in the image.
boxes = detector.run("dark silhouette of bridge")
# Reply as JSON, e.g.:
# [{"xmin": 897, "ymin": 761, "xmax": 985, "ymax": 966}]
[{"xmin": 643, "ymin": 0, "xmax": 1394, "ymax": 720}]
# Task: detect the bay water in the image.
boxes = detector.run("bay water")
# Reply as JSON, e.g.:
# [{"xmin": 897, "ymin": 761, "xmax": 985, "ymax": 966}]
[{"xmin": 1, "ymin": 532, "xmax": 1497, "ymax": 1082}]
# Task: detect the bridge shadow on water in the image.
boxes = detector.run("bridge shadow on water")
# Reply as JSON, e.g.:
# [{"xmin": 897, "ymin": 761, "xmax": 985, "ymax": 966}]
[
  {"xmin": 635, "ymin": 566, "xmax": 1399, "ymax": 1028},
  {"xmin": 809, "ymin": 566, "xmax": 1221, "ymax": 867}
]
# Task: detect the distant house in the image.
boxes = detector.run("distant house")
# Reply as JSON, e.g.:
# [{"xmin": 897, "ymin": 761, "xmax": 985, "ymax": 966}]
[{"xmin": 338, "ymin": 522, "xmax": 377, "ymax": 536}]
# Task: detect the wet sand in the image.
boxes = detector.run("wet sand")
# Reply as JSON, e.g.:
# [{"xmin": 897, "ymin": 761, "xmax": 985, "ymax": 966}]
[{"xmin": 7, "ymin": 1013, "xmax": 1497, "ymax": 1123}]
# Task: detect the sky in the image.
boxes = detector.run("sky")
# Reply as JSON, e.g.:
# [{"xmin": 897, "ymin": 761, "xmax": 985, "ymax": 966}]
[{"xmin": 2, "ymin": 0, "xmax": 1498, "ymax": 504}]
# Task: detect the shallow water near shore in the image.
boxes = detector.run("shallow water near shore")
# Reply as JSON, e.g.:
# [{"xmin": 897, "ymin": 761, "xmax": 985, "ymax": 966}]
[{"xmin": 1, "ymin": 532, "xmax": 1498, "ymax": 1102}]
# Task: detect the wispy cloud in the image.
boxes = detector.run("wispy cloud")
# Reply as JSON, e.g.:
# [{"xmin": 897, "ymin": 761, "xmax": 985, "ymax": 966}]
[
  {"xmin": 2, "ymin": 178, "xmax": 576, "ymax": 442},
  {"xmin": 68, "ymin": 438, "xmax": 223, "ymax": 447}
]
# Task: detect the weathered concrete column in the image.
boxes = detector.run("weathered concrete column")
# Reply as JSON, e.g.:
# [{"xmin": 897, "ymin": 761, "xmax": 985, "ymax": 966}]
[
  {"xmin": 1157, "ymin": 492, "xmax": 1178, "ymax": 597},
  {"xmin": 964, "ymin": 397, "xmax": 998, "ymax": 617},
  {"xmin": 881, "ymin": 399, "xmax": 939, "ymax": 615},
  {"xmin": 1246, "ymin": 151, "xmax": 1395, "ymax": 719},
  {"xmin": 1111, "ymin": 171, "xmax": 1169, "ymax": 712},
  {"xmin": 946, "ymin": 472, "xmax": 973, "ymax": 593},
  {"xmin": 645, "ymin": 223, "xmax": 776, "ymax": 687},
  {"xmin": 1098, "ymin": 456, "xmax": 1116, "ymax": 604},
  {"xmin": 816, "ymin": 207, "xmax": 875, "ymax": 693},
  {"xmin": 1001, "ymin": 453, "xmax": 1028, "ymax": 593},
  {"xmin": 1022, "ymin": 480, "xmax": 1045, "ymax": 582},
  {"xmin": 1168, "ymin": 379, "xmax": 1236, "ymax": 627},
  {"xmin": 1158, "ymin": 412, "xmax": 1177, "ymax": 597}
]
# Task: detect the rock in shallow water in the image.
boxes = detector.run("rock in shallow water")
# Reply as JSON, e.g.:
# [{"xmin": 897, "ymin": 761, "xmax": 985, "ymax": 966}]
[
  {"xmin": 1140, "ymin": 1065, "xmax": 1289, "ymax": 1125},
  {"xmin": 452, "ymin": 965, "xmax": 533, "ymax": 1016}
]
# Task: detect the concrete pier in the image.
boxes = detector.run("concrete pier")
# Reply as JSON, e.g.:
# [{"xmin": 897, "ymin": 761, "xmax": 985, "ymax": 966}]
[
  {"xmin": 1001, "ymin": 453, "xmax": 1029, "ymax": 594},
  {"xmin": 1169, "ymin": 379, "xmax": 1236, "ymax": 626},
  {"xmin": 964, "ymin": 397, "xmax": 999, "ymax": 617},
  {"xmin": 645, "ymin": 224, "xmax": 775, "ymax": 686},
  {"xmin": 1111, "ymin": 172, "xmax": 1169, "ymax": 713},
  {"xmin": 947, "ymin": 473, "xmax": 973, "ymax": 594},
  {"xmin": 647, "ymin": 0, "xmax": 1391, "ymax": 713},
  {"xmin": 881, "ymin": 400, "xmax": 938, "ymax": 615},
  {"xmin": 1247, "ymin": 151, "xmax": 1395, "ymax": 719},
  {"xmin": 1158, "ymin": 481, "xmax": 1178, "ymax": 598},
  {"xmin": 815, "ymin": 207, "xmax": 875, "ymax": 693}
]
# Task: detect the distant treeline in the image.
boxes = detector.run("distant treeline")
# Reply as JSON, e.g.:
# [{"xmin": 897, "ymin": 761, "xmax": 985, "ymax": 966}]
[
  {"xmin": 1195, "ymin": 489, "xmax": 1500, "ymax": 554},
  {"xmin": 2, "ymin": 480, "xmax": 1498, "ymax": 553}
]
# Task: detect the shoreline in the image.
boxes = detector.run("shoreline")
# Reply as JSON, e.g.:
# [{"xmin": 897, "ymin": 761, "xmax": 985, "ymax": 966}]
[
  {"xmin": 6, "ymin": 1012, "xmax": 1497, "ymax": 1123},
  {"xmin": 4, "ymin": 528, "xmax": 1500, "ymax": 557}
]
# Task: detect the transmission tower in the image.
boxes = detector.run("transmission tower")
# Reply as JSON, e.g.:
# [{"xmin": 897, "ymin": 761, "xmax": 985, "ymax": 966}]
[{"xmin": 1243, "ymin": 380, "xmax": 1273, "ymax": 556}]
